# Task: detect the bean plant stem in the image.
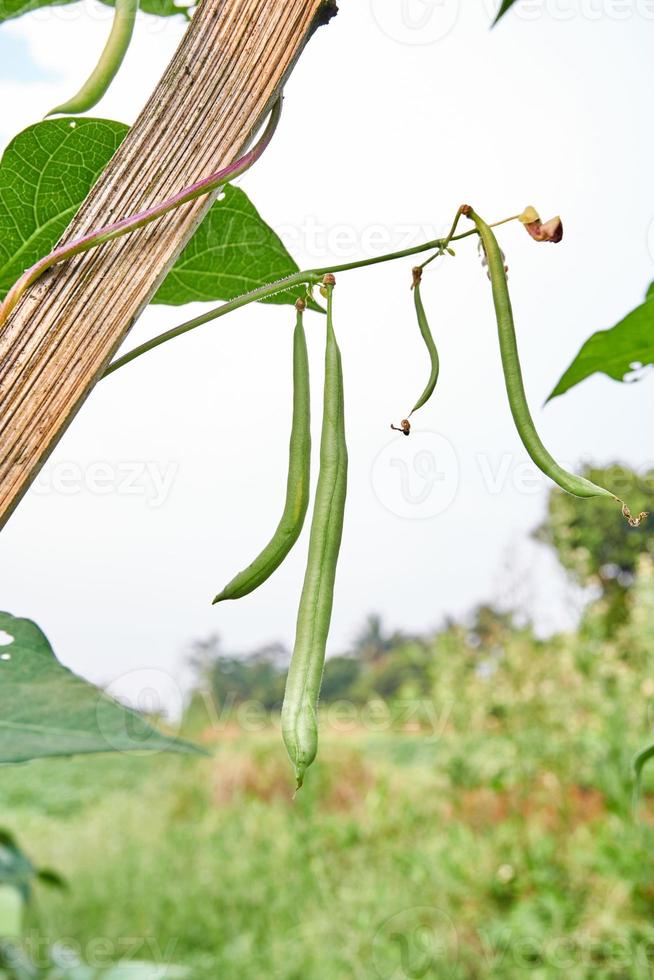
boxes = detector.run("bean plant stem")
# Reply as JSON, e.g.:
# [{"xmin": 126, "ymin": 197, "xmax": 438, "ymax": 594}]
[{"xmin": 103, "ymin": 225, "xmax": 483, "ymax": 378}]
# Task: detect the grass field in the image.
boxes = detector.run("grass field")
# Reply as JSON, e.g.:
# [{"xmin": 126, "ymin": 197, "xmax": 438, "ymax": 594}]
[
  {"xmin": 4, "ymin": 692, "xmax": 654, "ymax": 979},
  {"xmin": 5, "ymin": 561, "xmax": 654, "ymax": 978}
]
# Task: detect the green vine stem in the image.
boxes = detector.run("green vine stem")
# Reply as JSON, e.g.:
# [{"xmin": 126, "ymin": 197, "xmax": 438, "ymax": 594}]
[{"xmin": 103, "ymin": 225, "xmax": 481, "ymax": 377}]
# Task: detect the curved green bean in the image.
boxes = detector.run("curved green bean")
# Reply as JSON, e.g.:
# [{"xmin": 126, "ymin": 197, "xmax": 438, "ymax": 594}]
[
  {"xmin": 409, "ymin": 265, "xmax": 440, "ymax": 416},
  {"xmin": 282, "ymin": 276, "xmax": 348, "ymax": 789},
  {"xmin": 463, "ymin": 205, "xmax": 617, "ymax": 502},
  {"xmin": 391, "ymin": 269, "xmax": 440, "ymax": 436},
  {"xmin": 47, "ymin": 0, "xmax": 139, "ymax": 116},
  {"xmin": 213, "ymin": 300, "xmax": 311, "ymax": 603}
]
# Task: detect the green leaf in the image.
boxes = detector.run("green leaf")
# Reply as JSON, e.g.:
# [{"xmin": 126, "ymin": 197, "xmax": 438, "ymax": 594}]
[
  {"xmin": 0, "ymin": 831, "xmax": 34, "ymax": 902},
  {"xmin": 0, "ymin": 118, "xmax": 305, "ymax": 311},
  {"xmin": 0, "ymin": 0, "xmax": 73, "ymax": 21},
  {"xmin": 493, "ymin": 0, "xmax": 521, "ymax": 23},
  {"xmin": 0, "ymin": 118, "xmax": 128, "ymax": 302},
  {"xmin": 547, "ymin": 282, "xmax": 654, "ymax": 400},
  {"xmin": 0, "ymin": 0, "xmax": 187, "ymax": 24},
  {"xmin": 0, "ymin": 612, "xmax": 202, "ymax": 764},
  {"xmin": 152, "ymin": 183, "xmax": 307, "ymax": 308},
  {"xmin": 0, "ymin": 829, "xmax": 66, "ymax": 905}
]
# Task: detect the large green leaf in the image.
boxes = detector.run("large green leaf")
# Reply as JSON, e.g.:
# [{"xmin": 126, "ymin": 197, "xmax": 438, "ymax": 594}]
[
  {"xmin": 0, "ymin": 612, "xmax": 202, "ymax": 763},
  {"xmin": 0, "ymin": 0, "xmax": 187, "ymax": 23},
  {"xmin": 152, "ymin": 182, "xmax": 306, "ymax": 307},
  {"xmin": 494, "ymin": 0, "xmax": 521, "ymax": 23},
  {"xmin": 0, "ymin": 118, "xmax": 128, "ymax": 301},
  {"xmin": 547, "ymin": 282, "xmax": 654, "ymax": 401},
  {"xmin": 0, "ymin": 118, "xmax": 304, "ymax": 310}
]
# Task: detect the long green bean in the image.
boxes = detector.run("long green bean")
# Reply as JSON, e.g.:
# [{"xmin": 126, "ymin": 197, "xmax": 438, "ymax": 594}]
[
  {"xmin": 48, "ymin": 0, "xmax": 140, "ymax": 116},
  {"xmin": 463, "ymin": 205, "xmax": 618, "ymax": 502},
  {"xmin": 282, "ymin": 275, "xmax": 348, "ymax": 789},
  {"xmin": 213, "ymin": 300, "xmax": 311, "ymax": 603}
]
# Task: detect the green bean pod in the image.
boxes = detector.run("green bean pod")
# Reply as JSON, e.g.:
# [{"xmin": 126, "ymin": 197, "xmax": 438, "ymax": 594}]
[
  {"xmin": 464, "ymin": 206, "xmax": 615, "ymax": 501},
  {"xmin": 47, "ymin": 0, "xmax": 139, "ymax": 116},
  {"xmin": 213, "ymin": 304, "xmax": 311, "ymax": 603},
  {"xmin": 409, "ymin": 266, "xmax": 440, "ymax": 416},
  {"xmin": 282, "ymin": 279, "xmax": 348, "ymax": 789}
]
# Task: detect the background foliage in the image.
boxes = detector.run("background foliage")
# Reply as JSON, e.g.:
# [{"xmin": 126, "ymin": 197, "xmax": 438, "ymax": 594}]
[{"xmin": 3, "ymin": 471, "xmax": 654, "ymax": 978}]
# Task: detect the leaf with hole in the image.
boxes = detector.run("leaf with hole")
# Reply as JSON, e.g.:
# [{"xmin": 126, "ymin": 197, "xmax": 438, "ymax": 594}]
[
  {"xmin": 547, "ymin": 282, "xmax": 654, "ymax": 401},
  {"xmin": 0, "ymin": 612, "xmax": 203, "ymax": 764}
]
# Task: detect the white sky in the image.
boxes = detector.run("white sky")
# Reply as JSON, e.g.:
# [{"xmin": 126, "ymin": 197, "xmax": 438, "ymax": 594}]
[{"xmin": 1, "ymin": 0, "xmax": 653, "ymax": 711}]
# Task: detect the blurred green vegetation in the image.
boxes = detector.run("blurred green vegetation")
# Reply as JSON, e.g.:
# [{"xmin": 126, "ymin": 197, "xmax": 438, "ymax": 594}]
[
  {"xmin": 2, "ymin": 465, "xmax": 654, "ymax": 978},
  {"xmin": 535, "ymin": 465, "xmax": 654, "ymax": 634}
]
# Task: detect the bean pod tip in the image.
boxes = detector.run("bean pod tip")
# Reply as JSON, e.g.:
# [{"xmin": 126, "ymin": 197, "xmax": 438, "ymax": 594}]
[
  {"xmin": 391, "ymin": 419, "xmax": 411, "ymax": 436},
  {"xmin": 621, "ymin": 502, "xmax": 649, "ymax": 528}
]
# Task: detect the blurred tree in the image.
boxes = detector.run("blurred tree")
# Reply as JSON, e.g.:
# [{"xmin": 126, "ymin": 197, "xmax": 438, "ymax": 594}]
[
  {"xmin": 535, "ymin": 464, "xmax": 654, "ymax": 632},
  {"xmin": 350, "ymin": 614, "xmax": 406, "ymax": 664},
  {"xmin": 188, "ymin": 635, "xmax": 288, "ymax": 710},
  {"xmin": 467, "ymin": 604, "xmax": 515, "ymax": 649},
  {"xmin": 320, "ymin": 656, "xmax": 361, "ymax": 701}
]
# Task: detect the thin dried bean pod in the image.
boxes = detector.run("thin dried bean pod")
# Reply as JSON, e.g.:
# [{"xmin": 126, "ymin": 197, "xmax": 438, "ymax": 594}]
[
  {"xmin": 48, "ymin": 0, "xmax": 139, "ymax": 116},
  {"xmin": 282, "ymin": 276, "xmax": 348, "ymax": 789},
  {"xmin": 409, "ymin": 265, "xmax": 439, "ymax": 416},
  {"xmin": 213, "ymin": 301, "xmax": 311, "ymax": 602},
  {"xmin": 463, "ymin": 205, "xmax": 616, "ymax": 501}
]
